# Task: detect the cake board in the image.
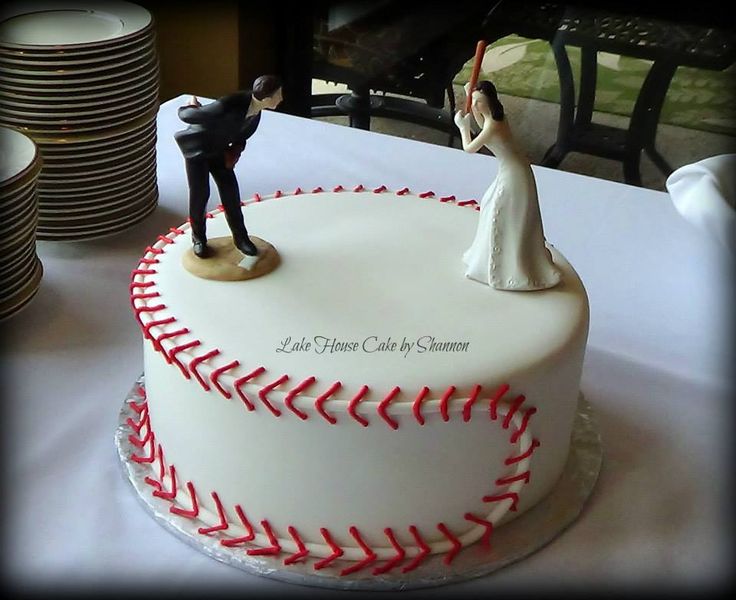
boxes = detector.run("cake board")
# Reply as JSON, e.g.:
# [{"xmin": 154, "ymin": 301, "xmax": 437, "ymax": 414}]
[{"xmin": 116, "ymin": 376, "xmax": 602, "ymax": 591}]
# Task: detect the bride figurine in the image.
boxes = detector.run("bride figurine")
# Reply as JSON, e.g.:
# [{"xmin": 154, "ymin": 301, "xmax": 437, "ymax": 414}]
[{"xmin": 454, "ymin": 81, "xmax": 561, "ymax": 291}]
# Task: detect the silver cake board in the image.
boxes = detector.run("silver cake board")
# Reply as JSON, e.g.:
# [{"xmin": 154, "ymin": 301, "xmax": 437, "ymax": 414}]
[{"xmin": 116, "ymin": 376, "xmax": 602, "ymax": 591}]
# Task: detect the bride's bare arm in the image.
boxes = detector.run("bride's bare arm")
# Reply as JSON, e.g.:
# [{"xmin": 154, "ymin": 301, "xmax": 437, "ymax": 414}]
[{"xmin": 460, "ymin": 122, "xmax": 493, "ymax": 154}]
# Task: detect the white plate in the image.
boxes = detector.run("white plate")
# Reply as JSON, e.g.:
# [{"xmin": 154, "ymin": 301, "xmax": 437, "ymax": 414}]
[
  {"xmin": 0, "ymin": 125, "xmax": 38, "ymax": 185},
  {"xmin": 38, "ymin": 168, "xmax": 156, "ymax": 204},
  {"xmin": 0, "ymin": 50, "xmax": 156, "ymax": 86},
  {"xmin": 0, "ymin": 64, "xmax": 157, "ymax": 100},
  {"xmin": 1, "ymin": 98, "xmax": 158, "ymax": 135},
  {"xmin": 35, "ymin": 115, "xmax": 154, "ymax": 150},
  {"xmin": 0, "ymin": 176, "xmax": 36, "ymax": 209},
  {"xmin": 0, "ymin": 74, "xmax": 156, "ymax": 108},
  {"xmin": 39, "ymin": 177, "xmax": 157, "ymax": 215},
  {"xmin": 0, "ymin": 264, "xmax": 42, "ymax": 322},
  {"xmin": 36, "ymin": 191, "xmax": 157, "ymax": 240},
  {"xmin": 39, "ymin": 147, "xmax": 155, "ymax": 183},
  {"xmin": 1, "ymin": 259, "xmax": 42, "ymax": 308},
  {"xmin": 38, "ymin": 183, "xmax": 157, "ymax": 224},
  {"xmin": 38, "ymin": 161, "xmax": 156, "ymax": 195},
  {"xmin": 0, "ymin": 2, "xmax": 151, "ymax": 49},
  {"xmin": 0, "ymin": 86, "xmax": 159, "ymax": 120},
  {"xmin": 0, "ymin": 42, "xmax": 154, "ymax": 77},
  {"xmin": 0, "ymin": 32, "xmax": 153, "ymax": 67},
  {"xmin": 0, "ymin": 237, "xmax": 36, "ymax": 273},
  {"xmin": 0, "ymin": 183, "xmax": 36, "ymax": 217},
  {"xmin": 41, "ymin": 131, "xmax": 156, "ymax": 170}
]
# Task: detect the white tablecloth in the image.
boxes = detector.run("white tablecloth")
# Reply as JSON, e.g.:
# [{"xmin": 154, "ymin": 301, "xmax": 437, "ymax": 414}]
[{"xmin": 2, "ymin": 96, "xmax": 732, "ymax": 593}]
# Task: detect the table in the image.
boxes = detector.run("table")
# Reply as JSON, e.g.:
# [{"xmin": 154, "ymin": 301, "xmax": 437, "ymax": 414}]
[
  {"xmin": 1, "ymin": 96, "xmax": 732, "ymax": 593},
  {"xmin": 482, "ymin": 2, "xmax": 736, "ymax": 186}
]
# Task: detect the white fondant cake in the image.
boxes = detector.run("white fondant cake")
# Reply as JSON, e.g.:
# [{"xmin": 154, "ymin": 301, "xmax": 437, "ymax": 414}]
[{"xmin": 129, "ymin": 185, "xmax": 589, "ymax": 576}]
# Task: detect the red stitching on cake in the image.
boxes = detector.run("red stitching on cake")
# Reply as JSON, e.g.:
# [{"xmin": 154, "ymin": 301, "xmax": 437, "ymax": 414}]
[
  {"xmin": 246, "ymin": 520, "xmax": 281, "ymax": 556},
  {"xmin": 372, "ymin": 528, "xmax": 406, "ymax": 575},
  {"xmin": 129, "ymin": 280, "xmax": 154, "ymax": 292},
  {"xmin": 155, "ymin": 327, "xmax": 190, "ymax": 362},
  {"xmin": 418, "ymin": 190, "xmax": 434, "ymax": 198},
  {"xmin": 339, "ymin": 526, "xmax": 377, "ymax": 576},
  {"xmin": 135, "ymin": 303, "xmax": 167, "ymax": 316},
  {"xmin": 294, "ymin": 187, "xmax": 303, "ymax": 195},
  {"xmin": 156, "ymin": 235, "xmax": 174, "ymax": 245},
  {"xmin": 373, "ymin": 185, "xmax": 387, "ymax": 193},
  {"xmin": 510, "ymin": 408, "xmax": 537, "ymax": 443},
  {"xmin": 412, "ymin": 386, "xmax": 430, "ymax": 425},
  {"xmin": 234, "ymin": 366, "xmax": 266, "ymax": 411},
  {"xmin": 130, "ymin": 432, "xmax": 156, "ymax": 465},
  {"xmin": 464, "ymin": 513, "xmax": 493, "ymax": 547},
  {"xmin": 482, "ymin": 492, "xmax": 519, "ymax": 512},
  {"xmin": 156, "ymin": 444, "xmax": 165, "ymax": 480},
  {"xmin": 315, "ymin": 381, "xmax": 341, "ymax": 424},
  {"xmin": 314, "ymin": 528, "xmax": 344, "ymax": 570},
  {"xmin": 153, "ymin": 465, "xmax": 177, "ymax": 499},
  {"xmin": 138, "ymin": 258, "xmax": 159, "ymax": 265},
  {"xmin": 457, "ymin": 199, "xmax": 478, "ymax": 206},
  {"xmin": 353, "ymin": 184, "xmax": 364, "ymax": 192},
  {"xmin": 253, "ymin": 193, "xmax": 262, "ymax": 202},
  {"xmin": 332, "ymin": 185, "xmax": 344, "ymax": 192},
  {"xmin": 462, "ymin": 384, "xmax": 482, "ymax": 422},
  {"xmin": 505, "ymin": 438, "xmax": 540, "ymax": 465},
  {"xmin": 210, "ymin": 360, "xmax": 240, "ymax": 399},
  {"xmin": 206, "ymin": 212, "xmax": 215, "ymax": 219},
  {"xmin": 439, "ymin": 195, "xmax": 456, "ymax": 202},
  {"xmin": 198, "ymin": 491, "xmax": 229, "ymax": 534},
  {"xmin": 128, "ymin": 427, "xmax": 152, "ymax": 448},
  {"xmin": 126, "ymin": 405, "xmax": 148, "ymax": 433},
  {"xmin": 130, "ymin": 399, "xmax": 146, "ymax": 413},
  {"xmin": 169, "ymin": 340, "xmax": 202, "ymax": 378},
  {"xmin": 348, "ymin": 384, "xmax": 369, "ymax": 426},
  {"xmin": 143, "ymin": 316, "xmax": 176, "ymax": 342},
  {"xmin": 284, "ymin": 376, "xmax": 316, "ymax": 420},
  {"xmin": 283, "ymin": 526, "xmax": 310, "ymax": 565},
  {"xmin": 401, "ymin": 526, "xmax": 430, "ymax": 573},
  {"xmin": 131, "ymin": 291, "xmax": 160, "ymax": 300},
  {"xmin": 169, "ymin": 227, "xmax": 185, "ymax": 236},
  {"xmin": 312, "ymin": 186, "xmax": 324, "ymax": 193},
  {"xmin": 377, "ymin": 386, "xmax": 401, "ymax": 430},
  {"xmin": 489, "ymin": 383, "xmax": 510, "ymax": 420},
  {"xmin": 170, "ymin": 481, "xmax": 199, "ymax": 518},
  {"xmin": 439, "ymin": 385, "xmax": 456, "ymax": 422},
  {"xmin": 189, "ymin": 348, "xmax": 222, "ymax": 391},
  {"xmin": 396, "ymin": 187, "xmax": 410, "ymax": 195},
  {"xmin": 258, "ymin": 374, "xmax": 288, "ymax": 416},
  {"xmin": 132, "ymin": 268, "xmax": 157, "ymax": 276},
  {"xmin": 274, "ymin": 190, "xmax": 283, "ymax": 198},
  {"xmin": 146, "ymin": 245, "xmax": 164, "ymax": 255},
  {"xmin": 503, "ymin": 395, "xmax": 526, "ymax": 430},
  {"xmin": 495, "ymin": 470, "xmax": 531, "ymax": 486},
  {"xmin": 220, "ymin": 505, "xmax": 255, "ymax": 546},
  {"xmin": 437, "ymin": 523, "xmax": 462, "ymax": 565}
]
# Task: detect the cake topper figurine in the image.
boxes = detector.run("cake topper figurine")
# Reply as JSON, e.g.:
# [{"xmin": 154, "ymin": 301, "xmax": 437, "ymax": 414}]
[
  {"xmin": 174, "ymin": 75, "xmax": 283, "ymax": 260},
  {"xmin": 454, "ymin": 77, "xmax": 561, "ymax": 291}
]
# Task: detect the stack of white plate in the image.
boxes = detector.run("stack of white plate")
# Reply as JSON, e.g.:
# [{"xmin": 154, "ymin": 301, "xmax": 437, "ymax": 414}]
[
  {"xmin": 0, "ymin": 1, "xmax": 159, "ymax": 241},
  {"xmin": 0, "ymin": 126, "xmax": 43, "ymax": 320}
]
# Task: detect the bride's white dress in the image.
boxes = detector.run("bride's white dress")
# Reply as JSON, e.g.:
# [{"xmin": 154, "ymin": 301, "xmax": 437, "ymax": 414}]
[{"xmin": 463, "ymin": 118, "xmax": 561, "ymax": 291}]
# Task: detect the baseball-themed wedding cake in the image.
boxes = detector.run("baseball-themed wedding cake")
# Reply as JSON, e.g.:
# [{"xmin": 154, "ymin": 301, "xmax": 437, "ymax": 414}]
[{"xmin": 127, "ymin": 184, "xmax": 589, "ymax": 578}]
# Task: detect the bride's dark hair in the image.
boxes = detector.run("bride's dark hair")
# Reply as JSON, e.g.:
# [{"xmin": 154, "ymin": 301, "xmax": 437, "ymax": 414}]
[{"xmin": 475, "ymin": 80, "xmax": 504, "ymax": 121}]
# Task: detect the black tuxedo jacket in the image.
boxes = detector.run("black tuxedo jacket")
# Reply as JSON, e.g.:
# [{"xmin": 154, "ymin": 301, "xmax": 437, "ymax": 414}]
[{"xmin": 174, "ymin": 91, "xmax": 262, "ymax": 160}]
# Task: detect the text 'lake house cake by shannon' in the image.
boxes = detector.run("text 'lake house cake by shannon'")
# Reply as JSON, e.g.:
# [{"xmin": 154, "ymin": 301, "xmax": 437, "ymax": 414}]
[{"xmin": 127, "ymin": 183, "xmax": 589, "ymax": 579}]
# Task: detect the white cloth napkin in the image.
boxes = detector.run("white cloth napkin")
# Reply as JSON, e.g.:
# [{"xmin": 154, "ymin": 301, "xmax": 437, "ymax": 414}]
[{"xmin": 665, "ymin": 154, "xmax": 736, "ymax": 252}]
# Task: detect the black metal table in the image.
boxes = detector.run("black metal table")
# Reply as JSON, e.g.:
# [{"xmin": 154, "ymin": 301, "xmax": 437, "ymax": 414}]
[{"xmin": 483, "ymin": 3, "xmax": 736, "ymax": 186}]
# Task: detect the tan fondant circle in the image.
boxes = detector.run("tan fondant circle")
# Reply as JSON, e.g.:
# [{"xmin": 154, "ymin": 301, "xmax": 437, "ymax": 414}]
[{"xmin": 181, "ymin": 236, "xmax": 280, "ymax": 281}]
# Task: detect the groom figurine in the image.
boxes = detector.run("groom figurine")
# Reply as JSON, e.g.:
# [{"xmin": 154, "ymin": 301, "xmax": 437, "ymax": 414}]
[{"xmin": 174, "ymin": 75, "xmax": 283, "ymax": 258}]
